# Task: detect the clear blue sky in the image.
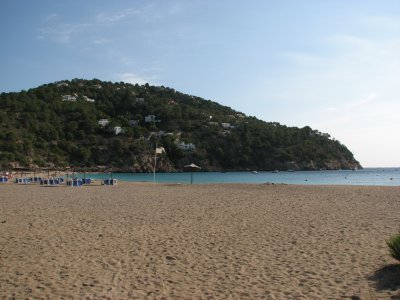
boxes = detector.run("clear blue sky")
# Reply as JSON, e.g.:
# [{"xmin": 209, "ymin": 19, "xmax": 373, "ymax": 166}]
[{"xmin": 1, "ymin": 0, "xmax": 399, "ymax": 167}]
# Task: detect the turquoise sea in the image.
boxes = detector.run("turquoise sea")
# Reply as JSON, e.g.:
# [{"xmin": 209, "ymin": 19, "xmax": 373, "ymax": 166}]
[{"xmin": 74, "ymin": 168, "xmax": 400, "ymax": 186}]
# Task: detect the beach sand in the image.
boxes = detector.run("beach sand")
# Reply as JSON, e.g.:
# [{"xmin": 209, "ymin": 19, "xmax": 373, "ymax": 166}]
[{"xmin": 0, "ymin": 183, "xmax": 399, "ymax": 299}]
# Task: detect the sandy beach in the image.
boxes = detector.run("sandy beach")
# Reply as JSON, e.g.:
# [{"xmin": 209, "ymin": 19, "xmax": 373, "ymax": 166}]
[{"xmin": 1, "ymin": 183, "xmax": 399, "ymax": 299}]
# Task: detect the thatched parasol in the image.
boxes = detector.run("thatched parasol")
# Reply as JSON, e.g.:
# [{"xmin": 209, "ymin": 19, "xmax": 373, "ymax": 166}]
[{"xmin": 184, "ymin": 163, "xmax": 201, "ymax": 184}]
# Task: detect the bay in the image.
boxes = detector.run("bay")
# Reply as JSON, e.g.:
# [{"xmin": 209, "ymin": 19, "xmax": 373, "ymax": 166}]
[{"xmin": 73, "ymin": 168, "xmax": 400, "ymax": 186}]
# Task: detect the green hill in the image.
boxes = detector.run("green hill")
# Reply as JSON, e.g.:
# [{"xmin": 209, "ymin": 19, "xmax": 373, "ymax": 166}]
[{"xmin": 0, "ymin": 79, "xmax": 361, "ymax": 172}]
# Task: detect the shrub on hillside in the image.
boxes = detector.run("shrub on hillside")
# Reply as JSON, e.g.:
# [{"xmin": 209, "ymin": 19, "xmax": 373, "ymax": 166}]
[{"xmin": 387, "ymin": 233, "xmax": 400, "ymax": 262}]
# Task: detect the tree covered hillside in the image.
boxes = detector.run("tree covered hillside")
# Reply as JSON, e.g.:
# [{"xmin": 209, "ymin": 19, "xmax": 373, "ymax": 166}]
[{"xmin": 0, "ymin": 79, "xmax": 361, "ymax": 171}]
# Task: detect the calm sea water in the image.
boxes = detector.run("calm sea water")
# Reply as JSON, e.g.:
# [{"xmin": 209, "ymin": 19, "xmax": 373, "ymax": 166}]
[{"xmin": 74, "ymin": 168, "xmax": 400, "ymax": 186}]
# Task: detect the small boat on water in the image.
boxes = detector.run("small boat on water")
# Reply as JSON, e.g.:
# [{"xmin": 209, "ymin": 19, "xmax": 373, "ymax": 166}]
[{"xmin": 251, "ymin": 171, "xmax": 258, "ymax": 174}]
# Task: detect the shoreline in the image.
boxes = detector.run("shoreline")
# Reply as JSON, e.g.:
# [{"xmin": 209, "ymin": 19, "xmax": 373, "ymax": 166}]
[
  {"xmin": 4, "ymin": 167, "xmax": 399, "ymax": 187},
  {"xmin": 3, "ymin": 179, "xmax": 400, "ymax": 188},
  {"xmin": 8, "ymin": 166, "xmax": 400, "ymax": 178},
  {"xmin": 6, "ymin": 178, "xmax": 399, "ymax": 188}
]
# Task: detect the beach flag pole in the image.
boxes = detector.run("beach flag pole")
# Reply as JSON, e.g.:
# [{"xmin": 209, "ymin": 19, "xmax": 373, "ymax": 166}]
[
  {"xmin": 153, "ymin": 143, "xmax": 157, "ymax": 183},
  {"xmin": 153, "ymin": 144, "xmax": 166, "ymax": 183}
]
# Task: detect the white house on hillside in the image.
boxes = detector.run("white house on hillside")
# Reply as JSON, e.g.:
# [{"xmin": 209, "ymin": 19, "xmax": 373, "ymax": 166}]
[
  {"xmin": 128, "ymin": 119, "xmax": 139, "ymax": 126},
  {"xmin": 177, "ymin": 142, "xmax": 195, "ymax": 151},
  {"xmin": 145, "ymin": 115, "xmax": 158, "ymax": 123},
  {"xmin": 62, "ymin": 94, "xmax": 77, "ymax": 102},
  {"xmin": 83, "ymin": 95, "xmax": 95, "ymax": 102},
  {"xmin": 98, "ymin": 119, "xmax": 109, "ymax": 127},
  {"xmin": 113, "ymin": 126, "xmax": 122, "ymax": 135},
  {"xmin": 155, "ymin": 131, "xmax": 165, "ymax": 138},
  {"xmin": 57, "ymin": 82, "xmax": 69, "ymax": 87}
]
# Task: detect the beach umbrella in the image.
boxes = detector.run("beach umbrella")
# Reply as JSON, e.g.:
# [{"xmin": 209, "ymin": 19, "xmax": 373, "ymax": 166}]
[{"xmin": 184, "ymin": 163, "xmax": 201, "ymax": 184}]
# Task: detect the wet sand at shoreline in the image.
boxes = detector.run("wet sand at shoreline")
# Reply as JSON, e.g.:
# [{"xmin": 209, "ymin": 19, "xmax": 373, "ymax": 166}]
[{"xmin": 1, "ymin": 183, "xmax": 399, "ymax": 299}]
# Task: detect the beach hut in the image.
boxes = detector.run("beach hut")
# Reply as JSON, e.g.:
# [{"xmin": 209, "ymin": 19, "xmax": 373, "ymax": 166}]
[{"xmin": 184, "ymin": 163, "xmax": 201, "ymax": 184}]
